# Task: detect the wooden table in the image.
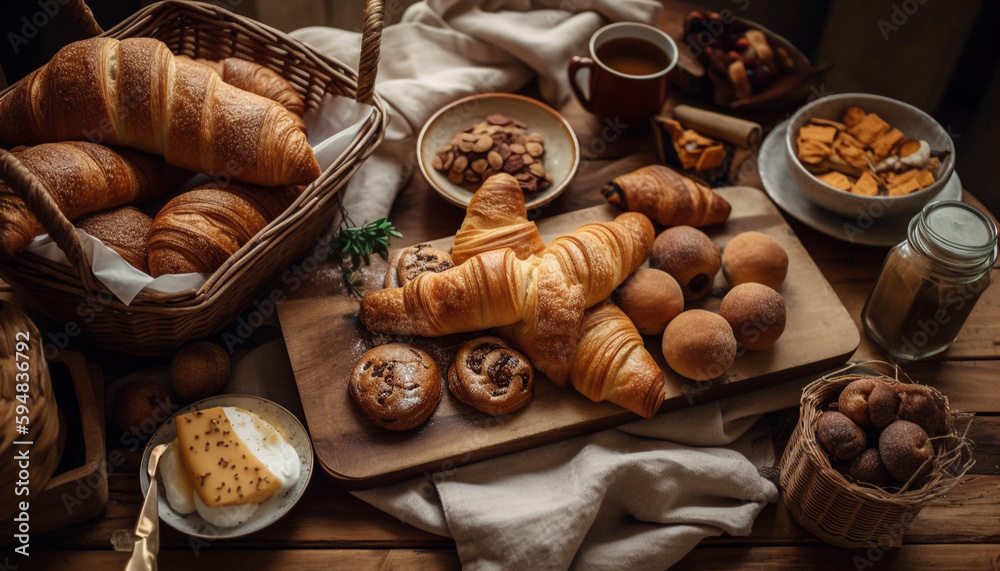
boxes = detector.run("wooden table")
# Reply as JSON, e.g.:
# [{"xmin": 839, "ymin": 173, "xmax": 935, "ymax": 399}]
[{"xmin": 24, "ymin": 3, "xmax": 1000, "ymax": 569}]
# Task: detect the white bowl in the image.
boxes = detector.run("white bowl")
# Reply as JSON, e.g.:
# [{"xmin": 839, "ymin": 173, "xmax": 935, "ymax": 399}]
[
  {"xmin": 417, "ymin": 93, "xmax": 580, "ymax": 210},
  {"xmin": 784, "ymin": 93, "xmax": 955, "ymax": 219}
]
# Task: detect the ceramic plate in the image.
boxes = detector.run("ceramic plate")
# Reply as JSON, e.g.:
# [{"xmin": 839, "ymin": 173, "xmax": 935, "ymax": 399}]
[
  {"xmin": 140, "ymin": 394, "xmax": 313, "ymax": 539},
  {"xmin": 758, "ymin": 120, "xmax": 962, "ymax": 247},
  {"xmin": 417, "ymin": 93, "xmax": 580, "ymax": 210}
]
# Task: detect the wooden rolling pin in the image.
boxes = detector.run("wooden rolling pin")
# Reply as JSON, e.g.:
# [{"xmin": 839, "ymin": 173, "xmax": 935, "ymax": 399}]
[{"xmin": 668, "ymin": 105, "xmax": 763, "ymax": 150}]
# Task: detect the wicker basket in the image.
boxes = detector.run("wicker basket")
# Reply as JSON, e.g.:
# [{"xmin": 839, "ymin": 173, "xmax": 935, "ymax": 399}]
[
  {"xmin": 0, "ymin": 0, "xmax": 388, "ymax": 355},
  {"xmin": 0, "ymin": 301, "xmax": 62, "ymax": 524},
  {"xmin": 779, "ymin": 362, "xmax": 974, "ymax": 548}
]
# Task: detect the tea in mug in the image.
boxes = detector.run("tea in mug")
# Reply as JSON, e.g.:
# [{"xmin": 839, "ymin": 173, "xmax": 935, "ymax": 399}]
[{"xmin": 596, "ymin": 37, "xmax": 671, "ymax": 76}]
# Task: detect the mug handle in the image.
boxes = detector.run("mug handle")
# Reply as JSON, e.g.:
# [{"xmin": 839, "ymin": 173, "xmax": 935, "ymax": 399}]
[{"xmin": 568, "ymin": 56, "xmax": 596, "ymax": 112}]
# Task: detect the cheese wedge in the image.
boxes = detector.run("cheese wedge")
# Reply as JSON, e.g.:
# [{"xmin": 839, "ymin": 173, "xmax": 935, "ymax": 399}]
[{"xmin": 175, "ymin": 406, "xmax": 285, "ymax": 507}]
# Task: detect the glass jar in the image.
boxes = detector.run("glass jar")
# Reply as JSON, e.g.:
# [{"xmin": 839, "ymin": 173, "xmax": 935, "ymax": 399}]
[{"xmin": 862, "ymin": 200, "xmax": 997, "ymax": 361}]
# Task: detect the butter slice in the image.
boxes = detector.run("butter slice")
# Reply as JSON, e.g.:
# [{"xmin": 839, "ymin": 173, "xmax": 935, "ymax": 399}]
[{"xmin": 175, "ymin": 406, "xmax": 281, "ymax": 507}]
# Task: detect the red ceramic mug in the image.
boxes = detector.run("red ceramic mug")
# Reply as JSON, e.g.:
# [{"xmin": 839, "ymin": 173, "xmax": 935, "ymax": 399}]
[{"xmin": 568, "ymin": 22, "xmax": 678, "ymax": 126}]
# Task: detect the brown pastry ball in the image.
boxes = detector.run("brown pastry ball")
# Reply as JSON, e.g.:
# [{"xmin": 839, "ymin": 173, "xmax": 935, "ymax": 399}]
[
  {"xmin": 848, "ymin": 448, "xmax": 892, "ymax": 487},
  {"xmin": 384, "ymin": 243, "xmax": 454, "ymax": 288},
  {"xmin": 77, "ymin": 206, "xmax": 153, "ymax": 273},
  {"xmin": 661, "ymin": 309, "xmax": 736, "ymax": 381},
  {"xmin": 649, "ymin": 226, "xmax": 722, "ymax": 301},
  {"xmin": 612, "ymin": 268, "xmax": 685, "ymax": 335},
  {"xmin": 113, "ymin": 380, "xmax": 176, "ymax": 434},
  {"xmin": 350, "ymin": 343, "xmax": 442, "ymax": 431},
  {"xmin": 837, "ymin": 378, "xmax": 877, "ymax": 426},
  {"xmin": 896, "ymin": 384, "xmax": 951, "ymax": 437},
  {"xmin": 718, "ymin": 283, "xmax": 786, "ymax": 350},
  {"xmin": 448, "ymin": 336, "xmax": 534, "ymax": 416},
  {"xmin": 170, "ymin": 341, "xmax": 231, "ymax": 403},
  {"xmin": 816, "ymin": 410, "xmax": 866, "ymax": 460},
  {"xmin": 721, "ymin": 231, "xmax": 789, "ymax": 290},
  {"xmin": 869, "ymin": 382, "xmax": 901, "ymax": 430},
  {"xmin": 879, "ymin": 420, "xmax": 934, "ymax": 483}
]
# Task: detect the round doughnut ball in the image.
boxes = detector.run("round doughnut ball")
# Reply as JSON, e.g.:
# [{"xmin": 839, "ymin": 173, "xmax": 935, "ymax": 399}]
[
  {"xmin": 170, "ymin": 341, "xmax": 231, "ymax": 403},
  {"xmin": 719, "ymin": 283, "xmax": 786, "ymax": 350},
  {"xmin": 816, "ymin": 410, "xmax": 866, "ymax": 460},
  {"xmin": 837, "ymin": 378, "xmax": 877, "ymax": 427},
  {"xmin": 895, "ymin": 384, "xmax": 951, "ymax": 437},
  {"xmin": 349, "ymin": 343, "xmax": 442, "ymax": 431},
  {"xmin": 649, "ymin": 226, "xmax": 722, "ymax": 301},
  {"xmin": 721, "ymin": 231, "xmax": 788, "ymax": 289},
  {"xmin": 848, "ymin": 448, "xmax": 892, "ymax": 487},
  {"xmin": 661, "ymin": 309, "xmax": 737, "ymax": 381},
  {"xmin": 114, "ymin": 380, "xmax": 176, "ymax": 434},
  {"xmin": 869, "ymin": 381, "xmax": 901, "ymax": 430},
  {"xmin": 879, "ymin": 420, "xmax": 934, "ymax": 483},
  {"xmin": 612, "ymin": 268, "xmax": 685, "ymax": 335}
]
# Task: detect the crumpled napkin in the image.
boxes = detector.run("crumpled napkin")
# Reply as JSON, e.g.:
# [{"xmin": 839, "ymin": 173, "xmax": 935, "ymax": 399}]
[{"xmin": 287, "ymin": 1, "xmax": 802, "ymax": 568}]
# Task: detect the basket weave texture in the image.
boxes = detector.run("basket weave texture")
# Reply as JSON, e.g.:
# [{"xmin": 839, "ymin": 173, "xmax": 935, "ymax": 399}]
[
  {"xmin": 779, "ymin": 362, "xmax": 974, "ymax": 548},
  {"xmin": 0, "ymin": 0, "xmax": 388, "ymax": 355},
  {"xmin": 0, "ymin": 301, "xmax": 61, "ymax": 521}
]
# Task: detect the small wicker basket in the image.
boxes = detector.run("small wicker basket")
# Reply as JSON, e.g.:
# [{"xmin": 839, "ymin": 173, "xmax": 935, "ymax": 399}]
[
  {"xmin": 779, "ymin": 362, "xmax": 974, "ymax": 548},
  {"xmin": 0, "ymin": 0, "xmax": 388, "ymax": 355},
  {"xmin": 0, "ymin": 301, "xmax": 62, "ymax": 523}
]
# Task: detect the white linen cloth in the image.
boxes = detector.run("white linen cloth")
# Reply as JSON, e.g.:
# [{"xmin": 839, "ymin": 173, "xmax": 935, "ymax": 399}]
[{"xmin": 287, "ymin": 1, "xmax": 802, "ymax": 568}]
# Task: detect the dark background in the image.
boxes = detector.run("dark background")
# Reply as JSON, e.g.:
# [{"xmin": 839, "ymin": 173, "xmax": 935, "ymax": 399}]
[{"xmin": 1, "ymin": 0, "xmax": 997, "ymax": 218}]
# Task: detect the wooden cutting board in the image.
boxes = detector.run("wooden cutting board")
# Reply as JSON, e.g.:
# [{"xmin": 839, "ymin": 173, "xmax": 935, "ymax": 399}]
[{"xmin": 277, "ymin": 186, "xmax": 859, "ymax": 489}]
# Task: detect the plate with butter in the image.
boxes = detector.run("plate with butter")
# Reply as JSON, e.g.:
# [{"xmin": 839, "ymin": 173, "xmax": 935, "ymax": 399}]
[{"xmin": 140, "ymin": 394, "xmax": 313, "ymax": 539}]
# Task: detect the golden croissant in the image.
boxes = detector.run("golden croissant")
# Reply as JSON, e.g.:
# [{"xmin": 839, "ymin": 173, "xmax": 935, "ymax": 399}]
[
  {"xmin": 451, "ymin": 173, "xmax": 545, "ymax": 265},
  {"xmin": 147, "ymin": 182, "xmax": 302, "ymax": 276},
  {"xmin": 569, "ymin": 301, "xmax": 665, "ymax": 418},
  {"xmin": 359, "ymin": 213, "xmax": 652, "ymax": 340},
  {"xmin": 602, "ymin": 164, "xmax": 731, "ymax": 227},
  {"xmin": 0, "ymin": 37, "xmax": 320, "ymax": 187},
  {"xmin": 0, "ymin": 141, "xmax": 184, "ymax": 258}
]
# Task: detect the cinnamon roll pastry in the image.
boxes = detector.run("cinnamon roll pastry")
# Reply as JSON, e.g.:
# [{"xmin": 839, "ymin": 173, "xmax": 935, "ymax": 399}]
[
  {"xmin": 349, "ymin": 343, "xmax": 442, "ymax": 431},
  {"xmin": 448, "ymin": 336, "xmax": 534, "ymax": 416},
  {"xmin": 383, "ymin": 243, "xmax": 454, "ymax": 288}
]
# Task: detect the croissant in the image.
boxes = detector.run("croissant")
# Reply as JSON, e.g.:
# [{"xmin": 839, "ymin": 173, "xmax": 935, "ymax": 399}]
[
  {"xmin": 601, "ymin": 164, "xmax": 731, "ymax": 227},
  {"xmin": 359, "ymin": 248, "xmax": 530, "ymax": 336},
  {"xmin": 568, "ymin": 301, "xmax": 665, "ymax": 418},
  {"xmin": 0, "ymin": 141, "xmax": 184, "ymax": 258},
  {"xmin": 451, "ymin": 173, "xmax": 545, "ymax": 265},
  {"xmin": 181, "ymin": 56, "xmax": 307, "ymax": 129},
  {"xmin": 0, "ymin": 37, "xmax": 320, "ymax": 187},
  {"xmin": 146, "ymin": 182, "xmax": 302, "ymax": 276}
]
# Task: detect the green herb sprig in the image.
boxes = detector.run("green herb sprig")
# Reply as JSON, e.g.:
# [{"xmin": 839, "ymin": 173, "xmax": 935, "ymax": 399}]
[{"xmin": 329, "ymin": 217, "xmax": 401, "ymax": 297}]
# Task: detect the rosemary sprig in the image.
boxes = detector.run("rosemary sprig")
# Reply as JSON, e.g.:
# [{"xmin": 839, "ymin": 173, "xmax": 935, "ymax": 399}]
[{"xmin": 329, "ymin": 217, "xmax": 401, "ymax": 297}]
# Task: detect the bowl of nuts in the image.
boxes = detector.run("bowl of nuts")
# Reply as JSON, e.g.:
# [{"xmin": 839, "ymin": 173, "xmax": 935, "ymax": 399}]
[
  {"xmin": 417, "ymin": 93, "xmax": 580, "ymax": 210},
  {"xmin": 785, "ymin": 93, "xmax": 955, "ymax": 219}
]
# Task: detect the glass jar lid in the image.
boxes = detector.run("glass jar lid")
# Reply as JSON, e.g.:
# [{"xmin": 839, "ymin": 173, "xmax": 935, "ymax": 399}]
[{"xmin": 910, "ymin": 201, "xmax": 997, "ymax": 272}]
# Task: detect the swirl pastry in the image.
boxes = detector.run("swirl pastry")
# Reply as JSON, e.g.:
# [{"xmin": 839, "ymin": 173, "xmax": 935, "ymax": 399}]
[
  {"xmin": 349, "ymin": 343, "xmax": 442, "ymax": 431},
  {"xmin": 448, "ymin": 336, "xmax": 534, "ymax": 416},
  {"xmin": 384, "ymin": 243, "xmax": 454, "ymax": 288}
]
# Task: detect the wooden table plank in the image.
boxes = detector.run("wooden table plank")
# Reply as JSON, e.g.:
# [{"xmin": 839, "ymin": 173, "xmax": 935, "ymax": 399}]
[
  {"xmin": 673, "ymin": 544, "xmax": 1000, "ymax": 570},
  {"xmin": 29, "ymin": 549, "xmax": 462, "ymax": 570}
]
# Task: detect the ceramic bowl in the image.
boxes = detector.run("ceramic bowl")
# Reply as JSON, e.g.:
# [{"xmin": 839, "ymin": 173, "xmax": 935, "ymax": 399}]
[
  {"xmin": 784, "ymin": 93, "xmax": 955, "ymax": 219},
  {"xmin": 417, "ymin": 93, "xmax": 580, "ymax": 210}
]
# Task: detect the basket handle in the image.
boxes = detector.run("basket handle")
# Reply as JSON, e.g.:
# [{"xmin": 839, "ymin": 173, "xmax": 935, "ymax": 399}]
[
  {"xmin": 0, "ymin": 149, "xmax": 99, "ymax": 292},
  {"xmin": 356, "ymin": 0, "xmax": 385, "ymax": 104},
  {"xmin": 66, "ymin": 0, "xmax": 105, "ymax": 37}
]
